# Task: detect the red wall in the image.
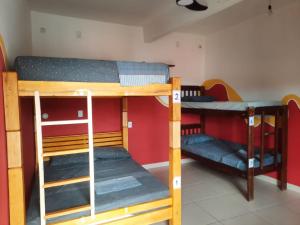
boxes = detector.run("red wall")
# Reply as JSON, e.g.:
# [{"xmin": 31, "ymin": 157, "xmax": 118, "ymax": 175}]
[
  {"xmin": 39, "ymin": 97, "xmax": 169, "ymax": 165},
  {"xmin": 182, "ymin": 84, "xmax": 300, "ymax": 187},
  {"xmin": 0, "ymin": 50, "xmax": 9, "ymax": 225}
]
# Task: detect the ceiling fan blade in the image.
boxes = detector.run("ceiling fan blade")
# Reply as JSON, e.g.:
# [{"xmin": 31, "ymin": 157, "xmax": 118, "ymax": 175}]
[{"xmin": 185, "ymin": 1, "xmax": 208, "ymax": 11}]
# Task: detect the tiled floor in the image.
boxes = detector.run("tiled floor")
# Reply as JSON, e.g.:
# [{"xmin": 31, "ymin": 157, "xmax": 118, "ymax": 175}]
[{"xmin": 149, "ymin": 162, "xmax": 300, "ymax": 225}]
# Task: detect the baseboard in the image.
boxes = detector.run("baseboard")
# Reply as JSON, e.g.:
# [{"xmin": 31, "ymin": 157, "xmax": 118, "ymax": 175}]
[
  {"xmin": 256, "ymin": 175, "xmax": 300, "ymax": 193},
  {"xmin": 142, "ymin": 158, "xmax": 195, "ymax": 170}
]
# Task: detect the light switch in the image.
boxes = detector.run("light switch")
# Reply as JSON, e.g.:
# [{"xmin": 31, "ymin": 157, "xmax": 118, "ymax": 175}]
[
  {"xmin": 128, "ymin": 121, "xmax": 133, "ymax": 128},
  {"xmin": 42, "ymin": 113, "xmax": 48, "ymax": 119}
]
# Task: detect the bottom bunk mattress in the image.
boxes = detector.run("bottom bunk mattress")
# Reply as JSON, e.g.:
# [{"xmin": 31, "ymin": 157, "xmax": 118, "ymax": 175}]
[
  {"xmin": 182, "ymin": 134, "xmax": 281, "ymax": 171},
  {"xmin": 27, "ymin": 148, "xmax": 169, "ymax": 225}
]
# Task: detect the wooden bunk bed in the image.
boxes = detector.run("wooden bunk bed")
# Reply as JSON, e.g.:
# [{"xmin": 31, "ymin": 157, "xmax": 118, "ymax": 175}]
[
  {"xmin": 2, "ymin": 57, "xmax": 182, "ymax": 225},
  {"xmin": 181, "ymin": 85, "xmax": 288, "ymax": 201}
]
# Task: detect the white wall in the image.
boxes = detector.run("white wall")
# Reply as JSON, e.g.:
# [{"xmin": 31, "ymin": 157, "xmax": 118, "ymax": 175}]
[
  {"xmin": 204, "ymin": 1, "xmax": 300, "ymax": 100},
  {"xmin": 0, "ymin": 0, "xmax": 32, "ymax": 67},
  {"xmin": 31, "ymin": 11, "xmax": 205, "ymax": 84}
]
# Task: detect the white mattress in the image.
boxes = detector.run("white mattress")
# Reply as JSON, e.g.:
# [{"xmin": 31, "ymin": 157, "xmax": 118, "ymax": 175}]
[{"xmin": 182, "ymin": 101, "xmax": 282, "ymax": 111}]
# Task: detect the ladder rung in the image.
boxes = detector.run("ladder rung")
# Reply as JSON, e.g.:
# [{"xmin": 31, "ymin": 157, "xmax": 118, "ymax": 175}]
[
  {"xmin": 44, "ymin": 176, "xmax": 90, "ymax": 188},
  {"xmin": 43, "ymin": 148, "xmax": 89, "ymax": 157},
  {"xmin": 45, "ymin": 204, "xmax": 91, "ymax": 220},
  {"xmin": 41, "ymin": 119, "xmax": 88, "ymax": 126}
]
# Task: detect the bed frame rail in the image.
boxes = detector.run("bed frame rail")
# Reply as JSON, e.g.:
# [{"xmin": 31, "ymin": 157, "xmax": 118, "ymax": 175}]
[{"xmin": 181, "ymin": 124, "xmax": 203, "ymax": 136}]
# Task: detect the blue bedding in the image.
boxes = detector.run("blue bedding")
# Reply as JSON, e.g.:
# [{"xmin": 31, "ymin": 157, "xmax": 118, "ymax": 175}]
[
  {"xmin": 27, "ymin": 148, "xmax": 169, "ymax": 225},
  {"xmin": 15, "ymin": 56, "xmax": 170, "ymax": 85},
  {"xmin": 182, "ymin": 134, "xmax": 280, "ymax": 171},
  {"xmin": 15, "ymin": 56, "xmax": 120, "ymax": 83}
]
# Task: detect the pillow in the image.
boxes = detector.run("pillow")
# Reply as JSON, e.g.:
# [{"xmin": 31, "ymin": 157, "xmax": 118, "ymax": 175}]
[
  {"xmin": 181, "ymin": 96, "xmax": 215, "ymax": 102},
  {"xmin": 181, "ymin": 134, "xmax": 215, "ymax": 146},
  {"xmin": 94, "ymin": 147, "xmax": 131, "ymax": 160},
  {"xmin": 50, "ymin": 153, "xmax": 89, "ymax": 167},
  {"xmin": 50, "ymin": 147, "xmax": 131, "ymax": 166}
]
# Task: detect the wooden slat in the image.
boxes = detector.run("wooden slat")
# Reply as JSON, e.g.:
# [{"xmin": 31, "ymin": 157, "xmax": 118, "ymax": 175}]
[
  {"xmin": 44, "ymin": 176, "xmax": 90, "ymax": 188},
  {"xmin": 3, "ymin": 72, "xmax": 20, "ymax": 131},
  {"xmin": 43, "ymin": 132, "xmax": 122, "ymax": 143},
  {"xmin": 48, "ymin": 198, "xmax": 172, "ymax": 225},
  {"xmin": 46, "ymin": 205, "xmax": 91, "ymax": 220},
  {"xmin": 18, "ymin": 81, "xmax": 172, "ymax": 97},
  {"xmin": 43, "ymin": 141, "xmax": 123, "ymax": 152},
  {"xmin": 43, "ymin": 136, "xmax": 122, "ymax": 147},
  {"xmin": 8, "ymin": 168, "xmax": 26, "ymax": 225},
  {"xmin": 7, "ymin": 131, "xmax": 22, "ymax": 168},
  {"xmin": 101, "ymin": 207, "xmax": 172, "ymax": 225},
  {"xmin": 43, "ymin": 148, "xmax": 89, "ymax": 157}
]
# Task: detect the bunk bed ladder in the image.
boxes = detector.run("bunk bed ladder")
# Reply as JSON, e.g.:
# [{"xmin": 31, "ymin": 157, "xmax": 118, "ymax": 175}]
[{"xmin": 34, "ymin": 91, "xmax": 95, "ymax": 225}]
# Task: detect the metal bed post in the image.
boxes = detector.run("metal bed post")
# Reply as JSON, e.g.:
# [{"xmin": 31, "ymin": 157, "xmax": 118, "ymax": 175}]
[
  {"xmin": 279, "ymin": 105, "xmax": 288, "ymax": 190},
  {"xmin": 169, "ymin": 77, "xmax": 181, "ymax": 225}
]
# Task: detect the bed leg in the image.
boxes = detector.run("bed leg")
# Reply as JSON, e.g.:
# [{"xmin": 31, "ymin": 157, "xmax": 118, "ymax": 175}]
[
  {"xmin": 246, "ymin": 108, "xmax": 255, "ymax": 201},
  {"xmin": 247, "ymin": 175, "xmax": 254, "ymax": 201},
  {"xmin": 3, "ymin": 72, "xmax": 26, "ymax": 225},
  {"xmin": 169, "ymin": 77, "xmax": 181, "ymax": 225},
  {"xmin": 279, "ymin": 106, "xmax": 288, "ymax": 190}
]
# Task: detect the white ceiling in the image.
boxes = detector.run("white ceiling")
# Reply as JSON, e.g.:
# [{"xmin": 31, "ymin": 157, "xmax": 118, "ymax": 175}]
[
  {"xmin": 179, "ymin": 0, "xmax": 299, "ymax": 35},
  {"xmin": 28, "ymin": 0, "xmax": 176, "ymax": 26},
  {"xmin": 28, "ymin": 0, "xmax": 298, "ymax": 42}
]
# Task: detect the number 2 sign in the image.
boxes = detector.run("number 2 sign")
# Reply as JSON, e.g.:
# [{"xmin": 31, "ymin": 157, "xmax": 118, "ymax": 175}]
[{"xmin": 173, "ymin": 90, "xmax": 181, "ymax": 103}]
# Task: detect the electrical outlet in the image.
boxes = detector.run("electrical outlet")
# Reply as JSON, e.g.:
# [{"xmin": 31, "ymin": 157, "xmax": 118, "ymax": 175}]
[
  {"xmin": 128, "ymin": 121, "xmax": 133, "ymax": 128},
  {"xmin": 78, "ymin": 110, "xmax": 84, "ymax": 118}
]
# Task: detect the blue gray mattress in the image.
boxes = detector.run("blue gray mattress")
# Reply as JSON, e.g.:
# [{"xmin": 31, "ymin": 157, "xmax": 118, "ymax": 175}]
[
  {"xmin": 182, "ymin": 134, "xmax": 281, "ymax": 171},
  {"xmin": 15, "ymin": 56, "xmax": 169, "ymax": 86},
  {"xmin": 26, "ymin": 149, "xmax": 169, "ymax": 225}
]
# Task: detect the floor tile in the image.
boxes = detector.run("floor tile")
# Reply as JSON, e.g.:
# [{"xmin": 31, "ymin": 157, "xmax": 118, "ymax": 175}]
[
  {"xmin": 196, "ymin": 194, "xmax": 251, "ymax": 220},
  {"xmin": 149, "ymin": 163, "xmax": 300, "ymax": 225},
  {"xmin": 182, "ymin": 182, "xmax": 219, "ymax": 204},
  {"xmin": 182, "ymin": 202, "xmax": 217, "ymax": 225},
  {"xmin": 285, "ymin": 198, "xmax": 300, "ymax": 214},
  {"xmin": 221, "ymin": 212, "xmax": 272, "ymax": 225},
  {"xmin": 254, "ymin": 205, "xmax": 300, "ymax": 225}
]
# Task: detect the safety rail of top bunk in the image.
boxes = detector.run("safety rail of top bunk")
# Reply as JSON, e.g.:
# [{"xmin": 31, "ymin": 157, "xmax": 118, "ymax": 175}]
[
  {"xmin": 14, "ymin": 80, "xmax": 172, "ymax": 97},
  {"xmin": 181, "ymin": 85, "xmax": 205, "ymax": 98}
]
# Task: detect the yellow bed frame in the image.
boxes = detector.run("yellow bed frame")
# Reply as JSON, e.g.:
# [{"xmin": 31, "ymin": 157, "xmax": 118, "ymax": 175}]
[{"xmin": 2, "ymin": 71, "xmax": 181, "ymax": 225}]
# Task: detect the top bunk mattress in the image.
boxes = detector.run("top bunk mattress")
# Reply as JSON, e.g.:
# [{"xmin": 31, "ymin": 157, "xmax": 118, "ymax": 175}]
[
  {"xmin": 182, "ymin": 101, "xmax": 283, "ymax": 111},
  {"xmin": 15, "ymin": 56, "xmax": 170, "ymax": 85}
]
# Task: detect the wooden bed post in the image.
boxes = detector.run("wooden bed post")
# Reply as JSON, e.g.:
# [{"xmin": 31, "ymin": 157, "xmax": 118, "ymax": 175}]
[
  {"xmin": 122, "ymin": 97, "xmax": 128, "ymax": 149},
  {"xmin": 169, "ymin": 77, "xmax": 181, "ymax": 225},
  {"xmin": 247, "ymin": 107, "xmax": 255, "ymax": 201},
  {"xmin": 3, "ymin": 72, "xmax": 26, "ymax": 225},
  {"xmin": 279, "ymin": 105, "xmax": 288, "ymax": 190}
]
